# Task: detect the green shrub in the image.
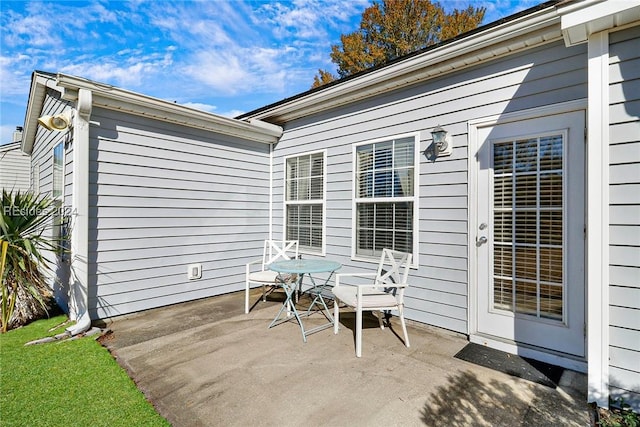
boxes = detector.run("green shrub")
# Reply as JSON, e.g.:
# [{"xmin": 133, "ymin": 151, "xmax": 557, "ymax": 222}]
[{"xmin": 0, "ymin": 189, "xmax": 59, "ymax": 332}]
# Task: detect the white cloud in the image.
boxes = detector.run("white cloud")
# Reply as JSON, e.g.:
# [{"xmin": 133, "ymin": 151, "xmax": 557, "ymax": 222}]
[
  {"xmin": 218, "ymin": 109, "xmax": 246, "ymax": 118},
  {"xmin": 0, "ymin": 55, "xmax": 37, "ymax": 97},
  {"xmin": 0, "ymin": 0, "xmax": 371, "ymax": 135},
  {"xmin": 182, "ymin": 102, "xmax": 218, "ymax": 113},
  {"xmin": 184, "ymin": 50, "xmax": 256, "ymax": 94},
  {"xmin": 61, "ymin": 62, "xmax": 148, "ymax": 87},
  {"xmin": 1, "ymin": 10, "xmax": 61, "ymax": 48},
  {"xmin": 256, "ymin": 0, "xmax": 368, "ymax": 40}
]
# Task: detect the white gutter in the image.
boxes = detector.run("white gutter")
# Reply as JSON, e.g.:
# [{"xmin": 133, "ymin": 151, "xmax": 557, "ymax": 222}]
[
  {"xmin": 55, "ymin": 73, "xmax": 283, "ymax": 143},
  {"xmin": 66, "ymin": 88, "xmax": 92, "ymax": 336}
]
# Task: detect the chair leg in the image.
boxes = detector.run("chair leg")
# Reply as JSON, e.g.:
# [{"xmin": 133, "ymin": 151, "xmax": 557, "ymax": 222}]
[
  {"xmin": 356, "ymin": 307, "xmax": 363, "ymax": 358},
  {"xmin": 399, "ymin": 306, "xmax": 410, "ymax": 348},
  {"xmin": 245, "ymin": 281, "xmax": 250, "ymax": 314},
  {"xmin": 333, "ymin": 299, "xmax": 340, "ymax": 334},
  {"xmin": 376, "ymin": 311, "xmax": 384, "ymax": 330}
]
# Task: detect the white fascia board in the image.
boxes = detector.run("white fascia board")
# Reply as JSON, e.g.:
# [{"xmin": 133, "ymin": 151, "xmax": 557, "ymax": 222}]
[
  {"xmin": 245, "ymin": 6, "xmax": 561, "ymax": 123},
  {"xmin": 21, "ymin": 73, "xmax": 63, "ymax": 154},
  {"xmin": 55, "ymin": 73, "xmax": 283, "ymax": 144},
  {"xmin": 561, "ymin": 0, "xmax": 640, "ymax": 46}
]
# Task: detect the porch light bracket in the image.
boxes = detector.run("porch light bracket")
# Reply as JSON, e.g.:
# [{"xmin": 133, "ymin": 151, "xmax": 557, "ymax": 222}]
[{"xmin": 424, "ymin": 125, "xmax": 453, "ymax": 160}]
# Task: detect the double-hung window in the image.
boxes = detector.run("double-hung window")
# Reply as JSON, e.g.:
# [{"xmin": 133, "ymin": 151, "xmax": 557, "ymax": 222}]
[
  {"xmin": 285, "ymin": 151, "xmax": 325, "ymax": 254},
  {"xmin": 354, "ymin": 135, "xmax": 418, "ymax": 260}
]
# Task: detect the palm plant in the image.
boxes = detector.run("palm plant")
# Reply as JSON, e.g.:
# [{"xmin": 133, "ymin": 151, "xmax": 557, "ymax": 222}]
[{"xmin": 0, "ymin": 189, "xmax": 59, "ymax": 332}]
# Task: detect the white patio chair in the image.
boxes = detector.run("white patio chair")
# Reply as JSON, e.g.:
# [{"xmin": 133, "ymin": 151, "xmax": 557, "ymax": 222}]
[
  {"xmin": 245, "ymin": 240, "xmax": 298, "ymax": 314},
  {"xmin": 332, "ymin": 248, "xmax": 413, "ymax": 357}
]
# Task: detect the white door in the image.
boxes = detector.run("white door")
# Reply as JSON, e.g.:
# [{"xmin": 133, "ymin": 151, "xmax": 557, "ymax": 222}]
[{"xmin": 475, "ymin": 110, "xmax": 585, "ymax": 357}]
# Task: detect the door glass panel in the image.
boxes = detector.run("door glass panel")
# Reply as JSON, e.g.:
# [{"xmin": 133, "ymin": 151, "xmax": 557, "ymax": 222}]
[
  {"xmin": 493, "ymin": 278, "xmax": 513, "ymax": 311},
  {"xmin": 492, "ymin": 135, "xmax": 564, "ymax": 321}
]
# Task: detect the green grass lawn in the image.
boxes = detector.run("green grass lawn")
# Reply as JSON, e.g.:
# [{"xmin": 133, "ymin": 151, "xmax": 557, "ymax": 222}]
[{"xmin": 0, "ymin": 315, "xmax": 170, "ymax": 427}]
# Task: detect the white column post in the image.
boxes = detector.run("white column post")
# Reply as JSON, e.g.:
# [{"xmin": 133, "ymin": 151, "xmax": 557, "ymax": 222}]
[{"xmin": 586, "ymin": 30, "xmax": 610, "ymax": 409}]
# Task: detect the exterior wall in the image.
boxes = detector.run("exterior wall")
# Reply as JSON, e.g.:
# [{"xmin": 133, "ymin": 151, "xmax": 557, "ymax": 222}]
[
  {"xmin": 272, "ymin": 39, "xmax": 588, "ymax": 334},
  {"xmin": 0, "ymin": 142, "xmax": 30, "ymax": 192},
  {"xmin": 608, "ymin": 25, "xmax": 640, "ymax": 410},
  {"xmin": 28, "ymin": 88, "xmax": 74, "ymax": 311},
  {"xmin": 88, "ymin": 107, "xmax": 271, "ymax": 318}
]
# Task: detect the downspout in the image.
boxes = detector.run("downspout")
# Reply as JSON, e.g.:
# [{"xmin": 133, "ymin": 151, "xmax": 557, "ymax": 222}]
[
  {"xmin": 269, "ymin": 142, "xmax": 273, "ymax": 240},
  {"xmin": 66, "ymin": 88, "xmax": 92, "ymax": 336},
  {"xmin": 247, "ymin": 118, "xmax": 280, "ymax": 241}
]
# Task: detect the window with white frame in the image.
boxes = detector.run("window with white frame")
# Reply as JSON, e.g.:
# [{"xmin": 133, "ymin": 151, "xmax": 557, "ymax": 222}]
[
  {"xmin": 285, "ymin": 151, "xmax": 325, "ymax": 253},
  {"xmin": 354, "ymin": 135, "xmax": 417, "ymax": 259},
  {"xmin": 52, "ymin": 142, "xmax": 64, "ymax": 199}
]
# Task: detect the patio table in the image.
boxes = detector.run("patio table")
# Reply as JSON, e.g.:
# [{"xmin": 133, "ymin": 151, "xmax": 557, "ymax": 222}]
[{"xmin": 268, "ymin": 259, "xmax": 342, "ymax": 342}]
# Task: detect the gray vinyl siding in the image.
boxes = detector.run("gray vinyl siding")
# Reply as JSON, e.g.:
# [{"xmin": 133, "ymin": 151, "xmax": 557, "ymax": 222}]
[
  {"xmin": 608, "ymin": 26, "xmax": 640, "ymax": 410},
  {"xmin": 28, "ymin": 88, "xmax": 74, "ymax": 311},
  {"xmin": 89, "ymin": 107, "xmax": 271, "ymax": 318},
  {"xmin": 272, "ymin": 39, "xmax": 587, "ymax": 334},
  {"xmin": 0, "ymin": 143, "xmax": 30, "ymax": 192}
]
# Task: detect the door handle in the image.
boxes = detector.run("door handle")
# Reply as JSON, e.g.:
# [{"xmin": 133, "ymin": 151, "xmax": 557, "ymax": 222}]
[{"xmin": 476, "ymin": 236, "xmax": 488, "ymax": 247}]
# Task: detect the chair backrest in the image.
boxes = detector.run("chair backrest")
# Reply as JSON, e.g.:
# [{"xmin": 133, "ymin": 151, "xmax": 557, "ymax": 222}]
[
  {"xmin": 374, "ymin": 248, "xmax": 412, "ymax": 288},
  {"xmin": 262, "ymin": 240, "xmax": 299, "ymax": 270}
]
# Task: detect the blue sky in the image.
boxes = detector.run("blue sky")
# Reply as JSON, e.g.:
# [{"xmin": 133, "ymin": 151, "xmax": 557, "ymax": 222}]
[{"xmin": 0, "ymin": 0, "xmax": 543, "ymax": 145}]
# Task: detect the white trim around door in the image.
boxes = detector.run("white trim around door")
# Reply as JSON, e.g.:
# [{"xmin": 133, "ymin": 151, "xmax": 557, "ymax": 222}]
[{"xmin": 468, "ymin": 100, "xmax": 588, "ymax": 372}]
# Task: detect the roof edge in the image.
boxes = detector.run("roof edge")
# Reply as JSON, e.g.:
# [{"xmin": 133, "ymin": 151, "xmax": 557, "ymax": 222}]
[
  {"xmin": 22, "ymin": 72, "xmax": 283, "ymax": 154},
  {"xmin": 238, "ymin": 1, "xmax": 564, "ymax": 123},
  {"xmin": 55, "ymin": 73, "xmax": 283, "ymax": 144},
  {"xmin": 21, "ymin": 71, "xmax": 64, "ymax": 154}
]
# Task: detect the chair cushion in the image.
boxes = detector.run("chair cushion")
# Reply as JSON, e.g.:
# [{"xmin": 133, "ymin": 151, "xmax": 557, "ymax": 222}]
[
  {"xmin": 248, "ymin": 270, "xmax": 279, "ymax": 283},
  {"xmin": 248, "ymin": 270, "xmax": 294, "ymax": 283},
  {"xmin": 331, "ymin": 286, "xmax": 398, "ymax": 309}
]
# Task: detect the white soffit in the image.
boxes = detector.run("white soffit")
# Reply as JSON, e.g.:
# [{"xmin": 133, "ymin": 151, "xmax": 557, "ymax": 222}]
[{"xmin": 561, "ymin": 0, "xmax": 640, "ymax": 46}]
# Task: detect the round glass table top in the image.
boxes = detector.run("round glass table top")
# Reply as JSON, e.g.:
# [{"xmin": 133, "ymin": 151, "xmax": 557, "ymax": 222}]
[{"xmin": 269, "ymin": 259, "xmax": 342, "ymax": 274}]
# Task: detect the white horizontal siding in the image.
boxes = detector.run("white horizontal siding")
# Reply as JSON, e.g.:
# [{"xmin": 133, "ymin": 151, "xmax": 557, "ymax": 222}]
[
  {"xmin": 28, "ymin": 89, "xmax": 74, "ymax": 311},
  {"xmin": 610, "ymin": 326, "xmax": 640, "ymax": 352},
  {"xmin": 0, "ymin": 143, "xmax": 30, "ymax": 192},
  {"xmin": 271, "ymin": 40, "xmax": 587, "ymax": 333},
  {"xmin": 608, "ymin": 25, "xmax": 640, "ymax": 410},
  {"xmin": 88, "ymin": 107, "xmax": 271, "ymax": 319}
]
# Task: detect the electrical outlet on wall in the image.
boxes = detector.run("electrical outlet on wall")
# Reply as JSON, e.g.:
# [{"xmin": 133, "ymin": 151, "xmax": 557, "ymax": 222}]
[{"xmin": 187, "ymin": 263, "xmax": 202, "ymax": 280}]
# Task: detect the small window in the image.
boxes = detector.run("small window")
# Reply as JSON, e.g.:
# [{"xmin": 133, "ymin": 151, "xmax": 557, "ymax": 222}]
[
  {"xmin": 354, "ymin": 135, "xmax": 418, "ymax": 260},
  {"xmin": 52, "ymin": 143, "xmax": 64, "ymax": 199},
  {"xmin": 285, "ymin": 151, "xmax": 325, "ymax": 253}
]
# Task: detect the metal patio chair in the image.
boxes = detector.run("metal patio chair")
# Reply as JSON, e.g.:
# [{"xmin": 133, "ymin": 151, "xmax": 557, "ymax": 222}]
[
  {"xmin": 245, "ymin": 240, "xmax": 298, "ymax": 314},
  {"xmin": 332, "ymin": 248, "xmax": 413, "ymax": 357}
]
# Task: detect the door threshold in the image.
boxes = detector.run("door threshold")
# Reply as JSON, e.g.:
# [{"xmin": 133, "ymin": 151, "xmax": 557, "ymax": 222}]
[{"xmin": 469, "ymin": 333, "xmax": 587, "ymax": 373}]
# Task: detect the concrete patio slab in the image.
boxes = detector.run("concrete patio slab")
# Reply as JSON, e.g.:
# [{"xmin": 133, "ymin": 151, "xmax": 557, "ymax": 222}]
[{"xmin": 98, "ymin": 291, "xmax": 590, "ymax": 427}]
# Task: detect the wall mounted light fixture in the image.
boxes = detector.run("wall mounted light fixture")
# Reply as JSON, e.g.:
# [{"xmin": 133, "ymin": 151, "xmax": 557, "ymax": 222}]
[
  {"xmin": 424, "ymin": 125, "xmax": 453, "ymax": 160},
  {"xmin": 38, "ymin": 111, "xmax": 72, "ymax": 132}
]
